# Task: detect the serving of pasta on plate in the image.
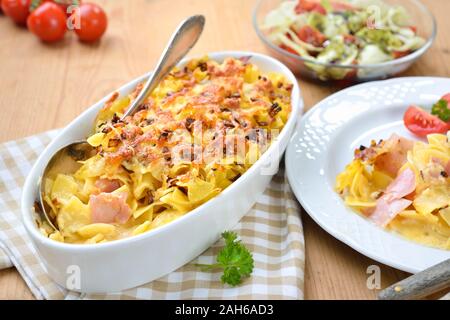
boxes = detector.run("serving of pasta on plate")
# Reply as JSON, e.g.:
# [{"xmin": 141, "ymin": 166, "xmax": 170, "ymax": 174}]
[
  {"xmin": 336, "ymin": 132, "xmax": 450, "ymax": 250},
  {"xmin": 39, "ymin": 56, "xmax": 293, "ymax": 244}
]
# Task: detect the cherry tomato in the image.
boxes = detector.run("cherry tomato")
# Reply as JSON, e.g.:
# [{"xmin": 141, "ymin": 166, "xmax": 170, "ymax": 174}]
[
  {"xmin": 27, "ymin": 2, "xmax": 67, "ymax": 42},
  {"xmin": 294, "ymin": 0, "xmax": 326, "ymax": 15},
  {"xmin": 297, "ymin": 25, "xmax": 326, "ymax": 47},
  {"xmin": 403, "ymin": 105, "xmax": 449, "ymax": 136},
  {"xmin": 71, "ymin": 3, "xmax": 107, "ymax": 42},
  {"xmin": 1, "ymin": 0, "xmax": 30, "ymax": 25}
]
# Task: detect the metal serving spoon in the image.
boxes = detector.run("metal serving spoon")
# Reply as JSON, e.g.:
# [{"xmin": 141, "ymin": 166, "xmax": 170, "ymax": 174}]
[{"xmin": 37, "ymin": 15, "xmax": 205, "ymax": 231}]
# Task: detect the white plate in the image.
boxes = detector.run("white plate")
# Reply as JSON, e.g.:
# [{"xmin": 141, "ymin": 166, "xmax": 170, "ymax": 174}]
[{"xmin": 285, "ymin": 77, "xmax": 450, "ymax": 273}]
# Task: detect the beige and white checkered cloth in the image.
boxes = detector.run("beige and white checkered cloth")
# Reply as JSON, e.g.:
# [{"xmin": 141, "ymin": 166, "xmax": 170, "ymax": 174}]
[{"xmin": 0, "ymin": 130, "xmax": 305, "ymax": 300}]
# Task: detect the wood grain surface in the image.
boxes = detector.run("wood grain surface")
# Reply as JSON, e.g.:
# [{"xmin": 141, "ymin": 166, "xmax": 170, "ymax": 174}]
[{"xmin": 0, "ymin": 0, "xmax": 449, "ymax": 300}]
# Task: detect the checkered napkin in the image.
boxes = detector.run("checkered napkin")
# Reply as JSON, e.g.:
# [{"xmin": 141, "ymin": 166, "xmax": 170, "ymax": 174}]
[{"xmin": 0, "ymin": 131, "xmax": 305, "ymax": 300}]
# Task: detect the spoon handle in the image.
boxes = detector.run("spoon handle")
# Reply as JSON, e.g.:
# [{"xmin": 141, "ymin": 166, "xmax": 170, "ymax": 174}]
[{"xmin": 122, "ymin": 15, "xmax": 205, "ymax": 119}]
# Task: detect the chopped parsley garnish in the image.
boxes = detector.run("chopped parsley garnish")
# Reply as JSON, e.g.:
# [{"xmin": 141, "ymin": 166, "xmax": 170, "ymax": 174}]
[
  {"xmin": 196, "ymin": 231, "xmax": 254, "ymax": 286},
  {"xmin": 431, "ymin": 99, "xmax": 450, "ymax": 122}
]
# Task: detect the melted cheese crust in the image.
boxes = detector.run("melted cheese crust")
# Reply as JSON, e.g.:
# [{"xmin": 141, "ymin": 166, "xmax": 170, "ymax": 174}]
[{"xmin": 41, "ymin": 57, "xmax": 293, "ymax": 244}]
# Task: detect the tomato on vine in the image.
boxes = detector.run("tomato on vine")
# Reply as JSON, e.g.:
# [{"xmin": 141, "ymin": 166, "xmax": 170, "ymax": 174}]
[
  {"xmin": 27, "ymin": 1, "xmax": 67, "ymax": 42},
  {"xmin": 3, "ymin": 0, "xmax": 107, "ymax": 44},
  {"xmin": 70, "ymin": 2, "xmax": 107, "ymax": 42},
  {"xmin": 1, "ymin": 0, "xmax": 31, "ymax": 25}
]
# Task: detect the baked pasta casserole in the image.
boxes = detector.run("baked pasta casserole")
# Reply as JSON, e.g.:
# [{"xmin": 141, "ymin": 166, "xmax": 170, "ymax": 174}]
[{"xmin": 40, "ymin": 56, "xmax": 293, "ymax": 244}]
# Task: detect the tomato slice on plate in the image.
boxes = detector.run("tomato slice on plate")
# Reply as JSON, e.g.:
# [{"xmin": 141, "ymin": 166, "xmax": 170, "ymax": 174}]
[{"xmin": 403, "ymin": 106, "xmax": 449, "ymax": 137}]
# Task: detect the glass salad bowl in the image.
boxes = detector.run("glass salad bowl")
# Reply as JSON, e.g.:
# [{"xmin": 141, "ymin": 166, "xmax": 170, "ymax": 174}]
[{"xmin": 253, "ymin": 0, "xmax": 436, "ymax": 82}]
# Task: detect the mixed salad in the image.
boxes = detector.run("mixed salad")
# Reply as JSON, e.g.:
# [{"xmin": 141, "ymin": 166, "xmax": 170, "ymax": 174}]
[{"xmin": 261, "ymin": 0, "xmax": 426, "ymax": 80}]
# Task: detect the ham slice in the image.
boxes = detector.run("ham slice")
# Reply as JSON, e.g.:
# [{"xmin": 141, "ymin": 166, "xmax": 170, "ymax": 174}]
[
  {"xmin": 89, "ymin": 192, "xmax": 131, "ymax": 224},
  {"xmin": 370, "ymin": 198, "xmax": 412, "ymax": 227},
  {"xmin": 369, "ymin": 168, "xmax": 416, "ymax": 227},
  {"xmin": 357, "ymin": 134, "xmax": 413, "ymax": 178},
  {"xmin": 374, "ymin": 134, "xmax": 413, "ymax": 177},
  {"xmin": 385, "ymin": 168, "xmax": 416, "ymax": 200},
  {"xmin": 95, "ymin": 178, "xmax": 121, "ymax": 193}
]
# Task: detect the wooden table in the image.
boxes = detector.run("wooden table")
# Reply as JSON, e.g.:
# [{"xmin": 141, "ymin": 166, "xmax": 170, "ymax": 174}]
[{"xmin": 0, "ymin": 0, "xmax": 449, "ymax": 300}]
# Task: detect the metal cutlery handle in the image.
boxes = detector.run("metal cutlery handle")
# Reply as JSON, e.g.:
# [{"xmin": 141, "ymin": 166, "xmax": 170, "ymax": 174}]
[
  {"xmin": 122, "ymin": 14, "xmax": 205, "ymax": 119},
  {"xmin": 379, "ymin": 258, "xmax": 450, "ymax": 300}
]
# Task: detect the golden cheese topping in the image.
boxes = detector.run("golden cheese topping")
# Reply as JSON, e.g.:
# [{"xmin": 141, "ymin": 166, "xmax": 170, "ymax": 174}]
[{"xmin": 41, "ymin": 56, "xmax": 293, "ymax": 244}]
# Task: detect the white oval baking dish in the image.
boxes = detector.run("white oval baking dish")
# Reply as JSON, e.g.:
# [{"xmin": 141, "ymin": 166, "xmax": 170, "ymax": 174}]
[{"xmin": 21, "ymin": 51, "xmax": 303, "ymax": 293}]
